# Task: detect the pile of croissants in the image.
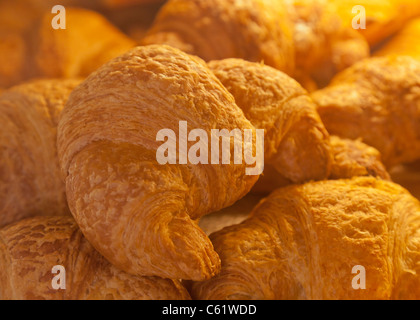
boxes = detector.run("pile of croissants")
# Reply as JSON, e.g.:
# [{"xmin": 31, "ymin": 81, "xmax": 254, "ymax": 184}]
[{"xmin": 1, "ymin": 0, "xmax": 420, "ymax": 300}]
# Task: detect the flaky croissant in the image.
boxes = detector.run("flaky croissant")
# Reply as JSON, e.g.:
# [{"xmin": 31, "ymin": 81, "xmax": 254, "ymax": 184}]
[
  {"xmin": 208, "ymin": 58, "xmax": 332, "ymax": 183},
  {"xmin": 0, "ymin": 216, "xmax": 190, "ymax": 300},
  {"xmin": 190, "ymin": 177, "xmax": 420, "ymax": 300},
  {"xmin": 0, "ymin": 7, "xmax": 135, "ymax": 88},
  {"xmin": 57, "ymin": 45, "xmax": 260, "ymax": 281},
  {"xmin": 312, "ymin": 55, "xmax": 420, "ymax": 168},
  {"xmin": 142, "ymin": 0, "xmax": 295, "ymax": 74},
  {"xmin": 330, "ymin": 0, "xmax": 420, "ymax": 47},
  {"xmin": 208, "ymin": 58, "xmax": 390, "ymax": 185},
  {"xmin": 0, "ymin": 79, "xmax": 81, "ymax": 228},
  {"xmin": 374, "ymin": 18, "xmax": 420, "ymax": 61}
]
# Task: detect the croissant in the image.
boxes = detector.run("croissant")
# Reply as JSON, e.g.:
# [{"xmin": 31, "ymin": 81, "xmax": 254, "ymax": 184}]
[
  {"xmin": 330, "ymin": 0, "xmax": 420, "ymax": 47},
  {"xmin": 312, "ymin": 55, "xmax": 420, "ymax": 167},
  {"xmin": 141, "ymin": 0, "xmax": 295, "ymax": 74},
  {"xmin": 57, "ymin": 45, "xmax": 260, "ymax": 281},
  {"xmin": 0, "ymin": 216, "xmax": 190, "ymax": 300},
  {"xmin": 208, "ymin": 58, "xmax": 332, "ymax": 183},
  {"xmin": 190, "ymin": 177, "xmax": 420, "ymax": 300},
  {"xmin": 284, "ymin": 0, "xmax": 370, "ymax": 89},
  {"xmin": 0, "ymin": 7, "xmax": 135, "ymax": 88},
  {"xmin": 374, "ymin": 18, "xmax": 420, "ymax": 61},
  {"xmin": 0, "ymin": 79, "xmax": 82, "ymax": 228},
  {"xmin": 208, "ymin": 58, "xmax": 390, "ymax": 185}
]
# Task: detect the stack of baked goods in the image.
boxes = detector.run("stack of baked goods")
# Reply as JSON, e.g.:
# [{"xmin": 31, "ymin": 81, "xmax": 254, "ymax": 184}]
[{"xmin": 0, "ymin": 0, "xmax": 419, "ymax": 300}]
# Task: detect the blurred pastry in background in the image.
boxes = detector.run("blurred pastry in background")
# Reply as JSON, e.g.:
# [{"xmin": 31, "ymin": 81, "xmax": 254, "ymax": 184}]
[
  {"xmin": 142, "ymin": 0, "xmax": 295, "ymax": 74},
  {"xmin": 0, "ymin": 6, "xmax": 135, "ymax": 88},
  {"xmin": 374, "ymin": 18, "xmax": 420, "ymax": 61},
  {"xmin": 313, "ymin": 55, "xmax": 420, "ymax": 168},
  {"xmin": 329, "ymin": 0, "xmax": 420, "ymax": 47},
  {"xmin": 0, "ymin": 79, "xmax": 79, "ymax": 228}
]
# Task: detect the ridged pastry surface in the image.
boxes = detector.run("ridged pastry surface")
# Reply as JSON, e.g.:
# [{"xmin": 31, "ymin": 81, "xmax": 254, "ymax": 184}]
[
  {"xmin": 191, "ymin": 177, "xmax": 420, "ymax": 300},
  {"xmin": 58, "ymin": 45, "xmax": 259, "ymax": 280},
  {"xmin": 142, "ymin": 0, "xmax": 295, "ymax": 74},
  {"xmin": 312, "ymin": 56, "xmax": 420, "ymax": 167},
  {"xmin": 208, "ymin": 58, "xmax": 332, "ymax": 183},
  {"xmin": 0, "ymin": 216, "xmax": 190, "ymax": 300}
]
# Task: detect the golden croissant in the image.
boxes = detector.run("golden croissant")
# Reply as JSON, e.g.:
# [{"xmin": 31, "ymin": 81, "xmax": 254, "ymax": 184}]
[
  {"xmin": 208, "ymin": 58, "xmax": 332, "ymax": 183},
  {"xmin": 0, "ymin": 7, "xmax": 135, "ymax": 88},
  {"xmin": 190, "ymin": 177, "xmax": 420, "ymax": 300},
  {"xmin": 0, "ymin": 79, "xmax": 81, "ymax": 228},
  {"xmin": 374, "ymin": 18, "xmax": 420, "ymax": 61},
  {"xmin": 57, "ymin": 45, "xmax": 260, "ymax": 281},
  {"xmin": 0, "ymin": 216, "xmax": 190, "ymax": 300},
  {"xmin": 312, "ymin": 55, "xmax": 420, "ymax": 167},
  {"xmin": 142, "ymin": 0, "xmax": 295, "ymax": 74},
  {"xmin": 209, "ymin": 58, "xmax": 389, "ymax": 185}
]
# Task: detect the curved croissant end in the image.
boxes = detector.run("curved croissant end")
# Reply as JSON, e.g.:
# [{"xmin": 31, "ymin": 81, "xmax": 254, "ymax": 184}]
[
  {"xmin": 0, "ymin": 79, "xmax": 80, "ymax": 228},
  {"xmin": 190, "ymin": 177, "xmax": 420, "ymax": 300},
  {"xmin": 57, "ymin": 45, "xmax": 259, "ymax": 280},
  {"xmin": 0, "ymin": 216, "xmax": 190, "ymax": 300},
  {"xmin": 208, "ymin": 58, "xmax": 332, "ymax": 183},
  {"xmin": 329, "ymin": 136, "xmax": 390, "ymax": 181},
  {"xmin": 312, "ymin": 56, "xmax": 420, "ymax": 168},
  {"xmin": 142, "ymin": 0, "xmax": 295, "ymax": 74}
]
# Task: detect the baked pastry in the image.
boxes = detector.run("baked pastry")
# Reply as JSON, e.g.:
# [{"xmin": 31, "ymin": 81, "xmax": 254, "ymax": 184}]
[
  {"xmin": 330, "ymin": 0, "xmax": 420, "ymax": 47},
  {"xmin": 374, "ymin": 18, "xmax": 420, "ymax": 61},
  {"xmin": 329, "ymin": 136, "xmax": 390, "ymax": 180},
  {"xmin": 190, "ymin": 177, "xmax": 420, "ymax": 300},
  {"xmin": 0, "ymin": 79, "xmax": 80, "ymax": 228},
  {"xmin": 208, "ymin": 58, "xmax": 332, "ymax": 183},
  {"xmin": 209, "ymin": 58, "xmax": 390, "ymax": 185},
  {"xmin": 0, "ymin": 7, "xmax": 135, "ymax": 88},
  {"xmin": 312, "ymin": 55, "xmax": 420, "ymax": 167},
  {"xmin": 0, "ymin": 216, "xmax": 190, "ymax": 300},
  {"xmin": 285, "ymin": 0, "xmax": 369, "ymax": 89},
  {"xmin": 142, "ymin": 0, "xmax": 295, "ymax": 74},
  {"xmin": 57, "ymin": 45, "xmax": 260, "ymax": 281}
]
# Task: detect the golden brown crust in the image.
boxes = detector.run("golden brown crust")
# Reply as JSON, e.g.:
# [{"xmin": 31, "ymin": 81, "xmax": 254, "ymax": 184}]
[
  {"xmin": 190, "ymin": 177, "xmax": 420, "ymax": 300},
  {"xmin": 329, "ymin": 136, "xmax": 390, "ymax": 180},
  {"xmin": 0, "ymin": 216, "xmax": 190, "ymax": 300},
  {"xmin": 57, "ymin": 45, "xmax": 259, "ymax": 280},
  {"xmin": 374, "ymin": 18, "xmax": 420, "ymax": 61},
  {"xmin": 0, "ymin": 79, "xmax": 80, "ymax": 228},
  {"xmin": 208, "ymin": 58, "xmax": 332, "ymax": 183},
  {"xmin": 312, "ymin": 56, "xmax": 420, "ymax": 167},
  {"xmin": 142, "ymin": 0, "xmax": 295, "ymax": 74}
]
